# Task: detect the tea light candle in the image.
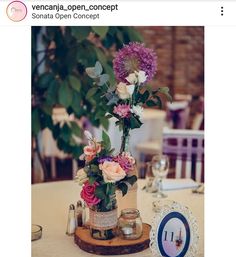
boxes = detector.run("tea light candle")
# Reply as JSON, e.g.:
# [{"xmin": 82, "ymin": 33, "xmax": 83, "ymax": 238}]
[{"xmin": 122, "ymin": 227, "xmax": 133, "ymax": 235}]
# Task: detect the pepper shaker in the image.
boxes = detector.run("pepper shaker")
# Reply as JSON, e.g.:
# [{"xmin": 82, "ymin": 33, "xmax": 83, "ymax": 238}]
[
  {"xmin": 66, "ymin": 204, "xmax": 76, "ymax": 236},
  {"xmin": 75, "ymin": 200, "xmax": 84, "ymax": 227}
]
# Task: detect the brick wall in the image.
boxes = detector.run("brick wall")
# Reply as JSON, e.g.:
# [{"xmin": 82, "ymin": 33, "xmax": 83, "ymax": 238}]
[{"xmin": 136, "ymin": 26, "xmax": 204, "ymax": 98}]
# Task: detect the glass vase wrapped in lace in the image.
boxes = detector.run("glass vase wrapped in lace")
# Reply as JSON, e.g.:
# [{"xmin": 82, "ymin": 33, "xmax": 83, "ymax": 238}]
[
  {"xmin": 89, "ymin": 193, "xmax": 117, "ymax": 240},
  {"xmin": 76, "ymin": 130, "xmax": 137, "ymax": 240}
]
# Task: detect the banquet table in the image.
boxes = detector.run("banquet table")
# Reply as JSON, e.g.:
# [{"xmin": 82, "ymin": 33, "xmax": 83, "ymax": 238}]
[{"xmin": 32, "ymin": 180, "xmax": 204, "ymax": 257}]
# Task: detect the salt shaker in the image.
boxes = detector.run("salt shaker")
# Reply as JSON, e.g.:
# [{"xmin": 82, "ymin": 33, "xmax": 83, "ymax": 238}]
[{"xmin": 66, "ymin": 204, "xmax": 76, "ymax": 236}]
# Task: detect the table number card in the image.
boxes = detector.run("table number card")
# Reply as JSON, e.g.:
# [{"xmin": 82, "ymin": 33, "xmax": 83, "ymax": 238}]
[{"xmin": 150, "ymin": 201, "xmax": 199, "ymax": 257}]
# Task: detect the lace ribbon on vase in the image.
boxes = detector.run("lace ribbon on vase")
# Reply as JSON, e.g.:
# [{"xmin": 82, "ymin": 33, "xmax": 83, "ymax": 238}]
[{"xmin": 89, "ymin": 208, "xmax": 118, "ymax": 230}]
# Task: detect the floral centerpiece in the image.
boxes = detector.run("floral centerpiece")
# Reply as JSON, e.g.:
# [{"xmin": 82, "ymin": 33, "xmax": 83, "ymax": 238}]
[
  {"xmin": 76, "ymin": 42, "xmax": 171, "ymax": 240},
  {"xmin": 76, "ymin": 130, "xmax": 137, "ymax": 239}
]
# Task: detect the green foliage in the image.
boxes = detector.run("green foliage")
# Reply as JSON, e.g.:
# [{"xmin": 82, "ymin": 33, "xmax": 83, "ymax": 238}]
[
  {"xmin": 129, "ymin": 115, "xmax": 143, "ymax": 129},
  {"xmin": 125, "ymin": 175, "xmax": 137, "ymax": 186},
  {"xmin": 92, "ymin": 26, "xmax": 109, "ymax": 38},
  {"xmin": 157, "ymin": 87, "xmax": 173, "ymax": 102},
  {"xmin": 32, "ymin": 26, "xmax": 142, "ymax": 159},
  {"xmin": 102, "ymin": 130, "xmax": 111, "ymax": 151},
  {"xmin": 117, "ymin": 183, "xmax": 128, "ymax": 196}
]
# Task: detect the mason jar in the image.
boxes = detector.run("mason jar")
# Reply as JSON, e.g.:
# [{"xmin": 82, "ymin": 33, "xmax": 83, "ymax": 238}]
[
  {"xmin": 89, "ymin": 194, "xmax": 117, "ymax": 240},
  {"xmin": 118, "ymin": 208, "xmax": 143, "ymax": 239}
]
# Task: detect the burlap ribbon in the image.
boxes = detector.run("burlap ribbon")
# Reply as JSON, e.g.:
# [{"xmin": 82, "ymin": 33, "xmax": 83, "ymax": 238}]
[{"xmin": 89, "ymin": 208, "xmax": 118, "ymax": 230}]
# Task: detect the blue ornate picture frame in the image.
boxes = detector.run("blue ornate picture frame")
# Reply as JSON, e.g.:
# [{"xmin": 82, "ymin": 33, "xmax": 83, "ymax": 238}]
[{"xmin": 150, "ymin": 201, "xmax": 199, "ymax": 257}]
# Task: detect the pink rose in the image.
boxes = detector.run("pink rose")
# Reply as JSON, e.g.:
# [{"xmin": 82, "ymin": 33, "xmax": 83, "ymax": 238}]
[
  {"xmin": 99, "ymin": 161, "xmax": 126, "ymax": 183},
  {"xmin": 83, "ymin": 142, "xmax": 101, "ymax": 162},
  {"xmin": 80, "ymin": 181, "xmax": 101, "ymax": 207}
]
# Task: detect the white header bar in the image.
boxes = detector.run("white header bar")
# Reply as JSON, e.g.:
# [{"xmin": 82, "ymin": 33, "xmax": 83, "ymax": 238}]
[{"xmin": 0, "ymin": 1, "xmax": 235, "ymax": 26}]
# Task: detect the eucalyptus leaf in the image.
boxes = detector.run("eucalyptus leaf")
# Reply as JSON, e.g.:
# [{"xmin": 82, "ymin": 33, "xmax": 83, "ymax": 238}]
[
  {"xmin": 85, "ymin": 67, "xmax": 97, "ymax": 79},
  {"xmin": 107, "ymin": 95, "xmax": 119, "ymax": 105},
  {"xmin": 95, "ymin": 61, "xmax": 103, "ymax": 76},
  {"xmin": 104, "ymin": 92, "xmax": 113, "ymax": 100},
  {"xmin": 107, "ymin": 85, "xmax": 116, "ymax": 93},
  {"xmin": 97, "ymin": 74, "xmax": 109, "ymax": 86}
]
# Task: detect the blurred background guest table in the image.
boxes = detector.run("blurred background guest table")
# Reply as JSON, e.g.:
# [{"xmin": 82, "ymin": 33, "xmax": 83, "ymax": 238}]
[{"xmin": 32, "ymin": 180, "xmax": 204, "ymax": 257}]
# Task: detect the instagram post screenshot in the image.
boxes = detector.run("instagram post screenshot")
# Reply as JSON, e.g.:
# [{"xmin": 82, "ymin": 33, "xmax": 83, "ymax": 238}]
[{"xmin": 0, "ymin": 1, "xmax": 236, "ymax": 257}]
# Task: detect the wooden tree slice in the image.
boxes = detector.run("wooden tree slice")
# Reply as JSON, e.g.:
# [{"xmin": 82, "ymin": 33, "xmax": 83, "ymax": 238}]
[{"xmin": 74, "ymin": 223, "xmax": 151, "ymax": 255}]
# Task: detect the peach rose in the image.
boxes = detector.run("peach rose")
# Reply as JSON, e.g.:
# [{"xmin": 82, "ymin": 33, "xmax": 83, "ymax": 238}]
[
  {"xmin": 83, "ymin": 142, "xmax": 101, "ymax": 162},
  {"xmin": 99, "ymin": 161, "xmax": 126, "ymax": 183}
]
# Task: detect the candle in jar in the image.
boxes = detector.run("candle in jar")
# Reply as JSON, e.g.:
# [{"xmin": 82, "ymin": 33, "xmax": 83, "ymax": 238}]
[{"xmin": 122, "ymin": 227, "xmax": 133, "ymax": 235}]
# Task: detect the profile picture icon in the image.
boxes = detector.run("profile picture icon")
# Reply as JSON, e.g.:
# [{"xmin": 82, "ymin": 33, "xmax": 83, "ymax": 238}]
[{"xmin": 6, "ymin": 1, "xmax": 27, "ymax": 22}]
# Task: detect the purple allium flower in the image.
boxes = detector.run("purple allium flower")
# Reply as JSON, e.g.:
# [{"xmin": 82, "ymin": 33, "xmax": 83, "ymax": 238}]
[
  {"xmin": 113, "ymin": 104, "xmax": 131, "ymax": 118},
  {"xmin": 113, "ymin": 153, "xmax": 135, "ymax": 173},
  {"xmin": 113, "ymin": 42, "xmax": 157, "ymax": 83},
  {"xmin": 98, "ymin": 156, "xmax": 113, "ymax": 164}
]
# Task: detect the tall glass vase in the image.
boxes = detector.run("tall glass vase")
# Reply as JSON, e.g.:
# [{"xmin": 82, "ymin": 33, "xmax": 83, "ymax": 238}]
[
  {"xmin": 120, "ymin": 128, "xmax": 130, "ymax": 153},
  {"xmin": 117, "ymin": 127, "xmax": 138, "ymax": 214}
]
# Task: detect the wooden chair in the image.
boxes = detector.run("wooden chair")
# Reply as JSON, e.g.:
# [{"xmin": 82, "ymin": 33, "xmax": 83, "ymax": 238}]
[{"xmin": 162, "ymin": 128, "xmax": 204, "ymax": 183}]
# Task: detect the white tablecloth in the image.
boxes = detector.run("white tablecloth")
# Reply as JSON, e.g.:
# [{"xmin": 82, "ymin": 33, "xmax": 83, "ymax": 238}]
[{"xmin": 32, "ymin": 180, "xmax": 204, "ymax": 257}]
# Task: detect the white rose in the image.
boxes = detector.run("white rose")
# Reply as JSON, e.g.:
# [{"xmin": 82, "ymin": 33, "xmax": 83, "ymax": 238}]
[
  {"xmin": 132, "ymin": 105, "xmax": 144, "ymax": 119},
  {"xmin": 75, "ymin": 168, "xmax": 88, "ymax": 185},
  {"xmin": 126, "ymin": 70, "xmax": 147, "ymax": 85},
  {"xmin": 116, "ymin": 82, "xmax": 130, "ymax": 99},
  {"xmin": 136, "ymin": 70, "xmax": 147, "ymax": 84},
  {"xmin": 99, "ymin": 161, "xmax": 126, "ymax": 183},
  {"xmin": 126, "ymin": 84, "xmax": 135, "ymax": 96},
  {"xmin": 126, "ymin": 73, "xmax": 137, "ymax": 84}
]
